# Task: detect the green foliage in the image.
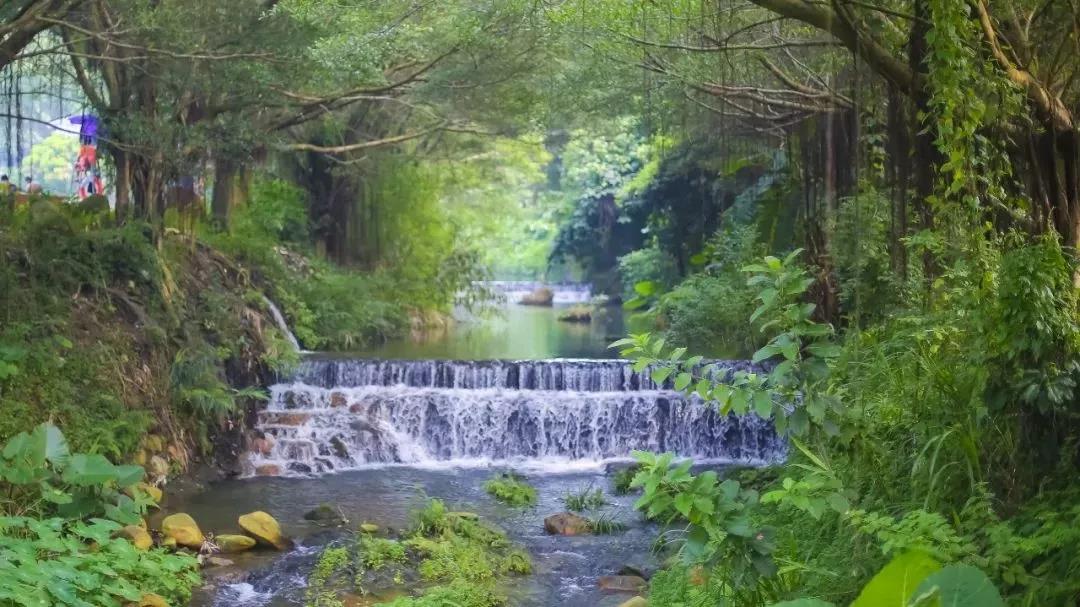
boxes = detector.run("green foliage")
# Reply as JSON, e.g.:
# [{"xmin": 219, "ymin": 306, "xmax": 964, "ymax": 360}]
[
  {"xmin": 562, "ymin": 487, "xmax": 608, "ymax": 511},
  {"xmin": 983, "ymin": 236, "xmax": 1080, "ymax": 416},
  {"xmin": 850, "ymin": 551, "xmax": 940, "ymax": 607},
  {"xmin": 0, "ymin": 424, "xmax": 199, "ymax": 606},
  {"xmin": 913, "ymin": 564, "xmax": 1004, "ymax": 607},
  {"xmin": 483, "ymin": 472, "xmax": 538, "ymax": 507},
  {"xmin": 0, "ymin": 423, "xmax": 151, "ymax": 522},
  {"xmin": 630, "ymin": 451, "xmax": 779, "ymax": 601},
  {"xmin": 0, "ymin": 516, "xmax": 201, "ymax": 607},
  {"xmin": 614, "ymin": 249, "xmax": 842, "ymax": 436},
  {"xmin": 358, "ymin": 536, "xmax": 407, "ymax": 570},
  {"xmin": 611, "ymin": 465, "xmax": 640, "ymax": 495},
  {"xmin": 305, "ymin": 499, "xmax": 529, "ymax": 606},
  {"xmin": 618, "ymin": 246, "xmax": 679, "ymax": 300},
  {"xmin": 585, "ymin": 513, "xmax": 627, "ymax": 535},
  {"xmin": 652, "ymin": 222, "xmax": 764, "ymax": 357}
]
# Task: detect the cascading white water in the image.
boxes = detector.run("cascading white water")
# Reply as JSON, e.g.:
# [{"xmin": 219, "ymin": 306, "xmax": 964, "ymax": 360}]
[
  {"xmin": 262, "ymin": 295, "xmax": 301, "ymax": 352},
  {"xmin": 249, "ymin": 359, "xmax": 784, "ymax": 476},
  {"xmin": 475, "ymin": 280, "xmax": 593, "ymax": 304}
]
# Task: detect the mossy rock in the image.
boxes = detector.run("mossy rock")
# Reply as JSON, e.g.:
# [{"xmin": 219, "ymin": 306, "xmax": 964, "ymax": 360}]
[
  {"xmin": 359, "ymin": 522, "xmax": 379, "ymax": 534},
  {"xmin": 215, "ymin": 534, "xmax": 257, "ymax": 553},
  {"xmin": 161, "ymin": 513, "xmax": 204, "ymax": 549},
  {"xmin": 304, "ymin": 503, "xmax": 344, "ymax": 525},
  {"xmin": 238, "ymin": 511, "xmax": 292, "ymax": 550},
  {"xmin": 619, "ymin": 598, "xmax": 647, "ymax": 607},
  {"xmin": 117, "ymin": 525, "xmax": 153, "ymax": 551}
]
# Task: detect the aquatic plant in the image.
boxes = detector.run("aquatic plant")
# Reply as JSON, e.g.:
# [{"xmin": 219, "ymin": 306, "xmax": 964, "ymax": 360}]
[
  {"xmin": 563, "ymin": 486, "xmax": 609, "ymax": 511},
  {"xmin": 612, "ymin": 465, "xmax": 641, "ymax": 495},
  {"xmin": 484, "ymin": 472, "xmax": 538, "ymax": 507},
  {"xmin": 587, "ymin": 513, "xmax": 628, "ymax": 535}
]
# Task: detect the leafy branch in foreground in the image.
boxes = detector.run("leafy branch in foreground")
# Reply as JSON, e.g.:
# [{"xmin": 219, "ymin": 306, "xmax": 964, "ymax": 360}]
[{"xmin": 612, "ymin": 248, "xmax": 842, "ymax": 436}]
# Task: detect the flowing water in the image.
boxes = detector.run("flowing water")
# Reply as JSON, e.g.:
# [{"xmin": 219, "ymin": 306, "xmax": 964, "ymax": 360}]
[{"xmin": 187, "ymin": 286, "xmax": 784, "ymax": 606}]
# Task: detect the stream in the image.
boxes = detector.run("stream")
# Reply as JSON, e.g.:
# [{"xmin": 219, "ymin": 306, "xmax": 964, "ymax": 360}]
[{"xmin": 183, "ymin": 284, "xmax": 783, "ymax": 606}]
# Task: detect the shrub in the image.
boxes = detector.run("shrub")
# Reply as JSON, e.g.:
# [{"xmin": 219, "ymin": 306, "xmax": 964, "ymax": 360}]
[{"xmin": 618, "ymin": 246, "xmax": 679, "ymax": 300}]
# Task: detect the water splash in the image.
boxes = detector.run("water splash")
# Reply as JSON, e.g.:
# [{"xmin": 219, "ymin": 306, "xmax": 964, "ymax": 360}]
[{"xmin": 249, "ymin": 358, "xmax": 784, "ymax": 476}]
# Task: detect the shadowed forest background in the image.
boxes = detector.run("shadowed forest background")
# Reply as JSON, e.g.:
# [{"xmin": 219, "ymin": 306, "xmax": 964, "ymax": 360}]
[{"xmin": 2, "ymin": 1, "xmax": 1080, "ymax": 606}]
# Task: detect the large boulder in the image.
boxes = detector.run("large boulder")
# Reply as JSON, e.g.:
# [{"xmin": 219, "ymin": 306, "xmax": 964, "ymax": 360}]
[
  {"xmin": 518, "ymin": 287, "xmax": 554, "ymax": 306},
  {"xmin": 161, "ymin": 513, "xmax": 204, "ymax": 549},
  {"xmin": 543, "ymin": 512, "xmax": 590, "ymax": 536},
  {"xmin": 618, "ymin": 598, "xmax": 648, "ymax": 607},
  {"xmin": 116, "ymin": 525, "xmax": 153, "ymax": 551},
  {"xmin": 598, "ymin": 575, "xmax": 648, "ymax": 593},
  {"xmin": 238, "ymin": 511, "xmax": 292, "ymax": 550},
  {"xmin": 214, "ymin": 534, "xmax": 257, "ymax": 553}
]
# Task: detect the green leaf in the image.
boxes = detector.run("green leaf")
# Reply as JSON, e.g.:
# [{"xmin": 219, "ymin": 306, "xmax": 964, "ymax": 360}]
[
  {"xmin": 851, "ymin": 551, "xmax": 941, "ymax": 607},
  {"xmin": 674, "ymin": 373, "xmax": 693, "ymax": 391},
  {"xmin": 62, "ymin": 454, "xmax": 119, "ymax": 487},
  {"xmin": 651, "ymin": 367, "xmax": 673, "ymax": 384},
  {"xmin": 633, "ymin": 280, "xmax": 657, "ymax": 296},
  {"xmin": 769, "ymin": 599, "xmax": 835, "ymax": 607},
  {"xmin": 825, "ymin": 492, "xmax": 850, "ymax": 514},
  {"xmin": 913, "ymin": 564, "xmax": 1004, "ymax": 607},
  {"xmin": 42, "ymin": 425, "xmax": 70, "ymax": 467},
  {"xmin": 753, "ymin": 391, "xmax": 773, "ymax": 418}
]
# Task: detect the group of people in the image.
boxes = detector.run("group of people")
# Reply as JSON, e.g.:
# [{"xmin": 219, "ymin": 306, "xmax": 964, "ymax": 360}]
[{"xmin": 0, "ymin": 174, "xmax": 42, "ymax": 196}]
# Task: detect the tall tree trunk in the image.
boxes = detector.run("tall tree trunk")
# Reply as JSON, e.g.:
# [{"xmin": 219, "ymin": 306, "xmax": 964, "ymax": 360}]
[
  {"xmin": 212, "ymin": 159, "xmax": 238, "ymax": 228},
  {"xmin": 112, "ymin": 148, "xmax": 132, "ymax": 224},
  {"xmin": 909, "ymin": 0, "xmax": 939, "ymax": 281},
  {"xmin": 885, "ymin": 87, "xmax": 911, "ymax": 278}
]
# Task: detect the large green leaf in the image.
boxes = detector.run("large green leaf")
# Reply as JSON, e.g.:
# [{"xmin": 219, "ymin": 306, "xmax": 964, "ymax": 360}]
[
  {"xmin": 851, "ymin": 551, "xmax": 941, "ymax": 607},
  {"xmin": 912, "ymin": 564, "xmax": 1004, "ymax": 607},
  {"xmin": 768, "ymin": 600, "xmax": 835, "ymax": 607},
  {"xmin": 61, "ymin": 454, "xmax": 119, "ymax": 487},
  {"xmin": 41, "ymin": 424, "xmax": 70, "ymax": 467}
]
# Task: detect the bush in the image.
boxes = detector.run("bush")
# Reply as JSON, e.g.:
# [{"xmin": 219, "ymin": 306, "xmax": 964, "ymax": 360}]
[{"xmin": 618, "ymin": 246, "xmax": 679, "ymax": 300}]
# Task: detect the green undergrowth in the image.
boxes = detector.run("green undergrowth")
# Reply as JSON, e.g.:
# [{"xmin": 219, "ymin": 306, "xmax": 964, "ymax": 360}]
[
  {"xmin": 201, "ymin": 178, "xmax": 481, "ymax": 351},
  {"xmin": 0, "ymin": 423, "xmax": 201, "ymax": 606},
  {"xmin": 0, "ymin": 200, "xmax": 282, "ymax": 464},
  {"xmin": 304, "ymin": 499, "xmax": 531, "ymax": 607},
  {"xmin": 484, "ymin": 472, "xmax": 538, "ymax": 507}
]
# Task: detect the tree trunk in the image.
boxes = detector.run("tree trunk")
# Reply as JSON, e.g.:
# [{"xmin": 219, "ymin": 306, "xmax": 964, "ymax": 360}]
[
  {"xmin": 112, "ymin": 148, "xmax": 132, "ymax": 225},
  {"xmin": 210, "ymin": 158, "xmax": 236, "ymax": 226}
]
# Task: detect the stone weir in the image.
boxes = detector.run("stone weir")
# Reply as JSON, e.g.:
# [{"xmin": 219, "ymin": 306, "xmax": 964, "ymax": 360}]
[{"xmin": 249, "ymin": 358, "xmax": 784, "ymax": 476}]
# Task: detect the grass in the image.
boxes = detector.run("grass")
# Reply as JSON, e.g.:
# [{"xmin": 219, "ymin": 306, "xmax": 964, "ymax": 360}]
[
  {"xmin": 484, "ymin": 472, "xmax": 538, "ymax": 507},
  {"xmin": 587, "ymin": 513, "xmax": 628, "ymax": 535},
  {"xmin": 611, "ymin": 465, "xmax": 641, "ymax": 495},
  {"xmin": 563, "ymin": 487, "xmax": 608, "ymax": 511}
]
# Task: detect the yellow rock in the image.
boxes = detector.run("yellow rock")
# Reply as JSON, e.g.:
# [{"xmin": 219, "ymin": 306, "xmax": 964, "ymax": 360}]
[
  {"xmin": 238, "ymin": 511, "xmax": 292, "ymax": 550},
  {"xmin": 117, "ymin": 525, "xmax": 153, "ymax": 551},
  {"xmin": 359, "ymin": 523, "xmax": 379, "ymax": 534},
  {"xmin": 133, "ymin": 450, "xmax": 148, "ymax": 466},
  {"xmin": 161, "ymin": 537, "xmax": 177, "ymax": 549},
  {"xmin": 618, "ymin": 598, "xmax": 647, "ymax": 607},
  {"xmin": 139, "ymin": 593, "xmax": 169, "ymax": 607},
  {"xmin": 161, "ymin": 513, "xmax": 204, "ymax": 549},
  {"xmin": 214, "ymin": 534, "xmax": 257, "ymax": 553}
]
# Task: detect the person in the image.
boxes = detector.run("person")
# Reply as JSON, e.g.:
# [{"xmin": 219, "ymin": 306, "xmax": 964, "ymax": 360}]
[
  {"xmin": 24, "ymin": 176, "xmax": 42, "ymax": 195},
  {"xmin": 0, "ymin": 174, "xmax": 14, "ymax": 215},
  {"xmin": 0, "ymin": 175, "xmax": 12, "ymax": 195}
]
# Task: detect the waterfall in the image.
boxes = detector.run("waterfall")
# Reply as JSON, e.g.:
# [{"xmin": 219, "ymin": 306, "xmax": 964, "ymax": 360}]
[
  {"xmin": 475, "ymin": 281, "xmax": 593, "ymax": 304},
  {"xmin": 249, "ymin": 358, "xmax": 785, "ymax": 476},
  {"xmin": 262, "ymin": 295, "xmax": 301, "ymax": 352}
]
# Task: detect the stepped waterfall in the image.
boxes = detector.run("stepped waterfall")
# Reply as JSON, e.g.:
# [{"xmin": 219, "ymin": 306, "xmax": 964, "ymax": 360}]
[{"xmin": 249, "ymin": 358, "xmax": 785, "ymax": 475}]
